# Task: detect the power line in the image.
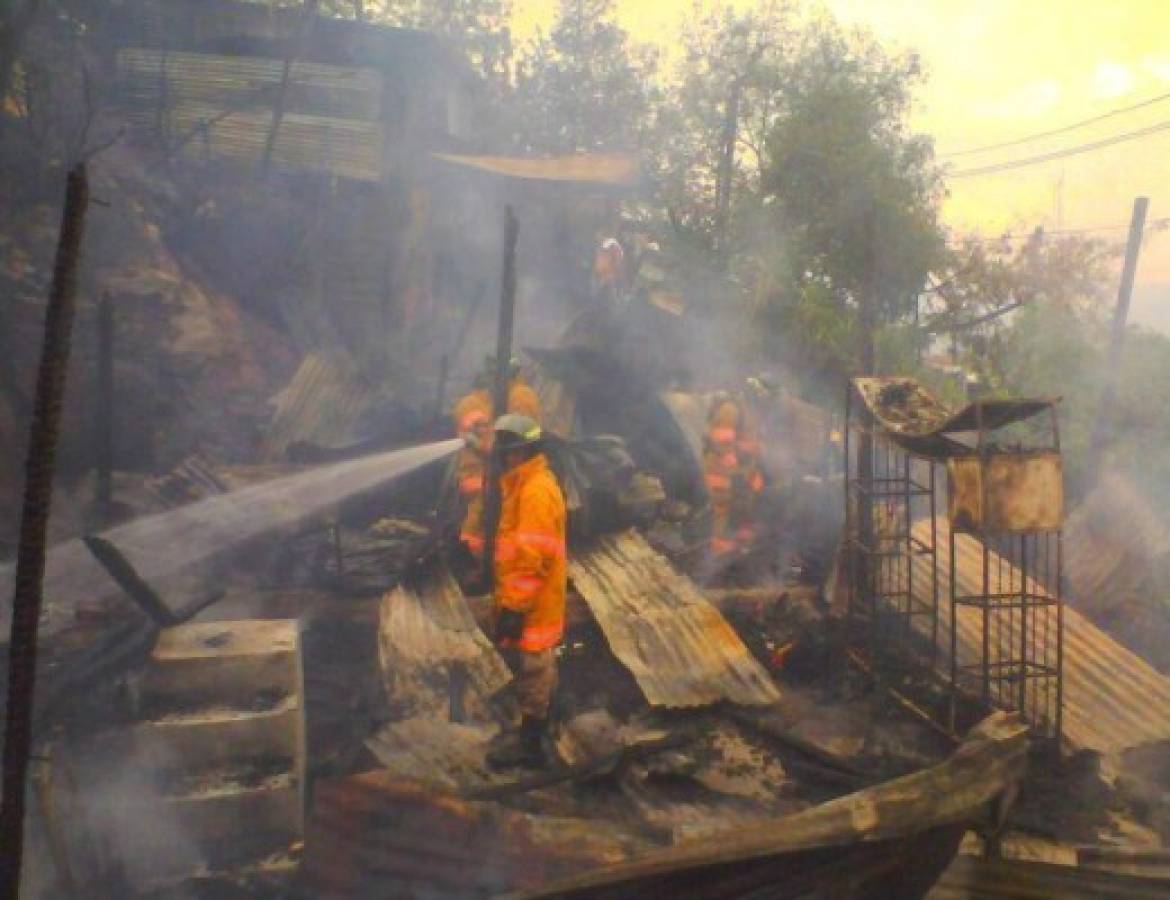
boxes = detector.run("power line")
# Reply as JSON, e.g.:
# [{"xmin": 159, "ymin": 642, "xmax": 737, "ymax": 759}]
[
  {"xmin": 949, "ymin": 118, "xmax": 1170, "ymax": 178},
  {"xmin": 946, "ymin": 218, "xmax": 1170, "ymax": 245},
  {"xmin": 941, "ymin": 90, "xmax": 1170, "ymax": 158}
]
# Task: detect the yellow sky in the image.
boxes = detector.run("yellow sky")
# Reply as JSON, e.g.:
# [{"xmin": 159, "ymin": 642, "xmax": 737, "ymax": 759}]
[{"xmin": 513, "ymin": 0, "xmax": 1170, "ymax": 305}]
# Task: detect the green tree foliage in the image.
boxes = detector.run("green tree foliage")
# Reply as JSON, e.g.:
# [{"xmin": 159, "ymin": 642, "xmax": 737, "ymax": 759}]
[
  {"xmin": 511, "ymin": 0, "xmax": 660, "ymax": 154},
  {"xmin": 752, "ymin": 18, "xmax": 944, "ymax": 379},
  {"xmin": 366, "ymin": 0, "xmax": 514, "ymax": 92}
]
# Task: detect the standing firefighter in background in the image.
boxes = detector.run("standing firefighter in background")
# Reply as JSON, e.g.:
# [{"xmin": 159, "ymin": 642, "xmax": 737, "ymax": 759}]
[
  {"xmin": 486, "ymin": 414, "xmax": 567, "ymax": 770},
  {"xmin": 704, "ymin": 389, "xmax": 766, "ymax": 559},
  {"xmin": 452, "ymin": 356, "xmax": 542, "ymax": 557}
]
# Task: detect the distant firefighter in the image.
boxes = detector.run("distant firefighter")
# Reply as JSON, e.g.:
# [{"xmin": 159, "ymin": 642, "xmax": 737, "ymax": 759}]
[
  {"xmin": 704, "ymin": 388, "xmax": 766, "ymax": 557},
  {"xmin": 452, "ymin": 355, "xmax": 542, "ymax": 557},
  {"xmin": 485, "ymin": 414, "xmax": 566, "ymax": 770}
]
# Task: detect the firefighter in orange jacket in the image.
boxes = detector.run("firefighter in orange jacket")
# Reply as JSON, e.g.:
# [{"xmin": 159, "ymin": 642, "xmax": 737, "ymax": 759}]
[
  {"xmin": 452, "ymin": 357, "xmax": 542, "ymax": 557},
  {"xmin": 704, "ymin": 391, "xmax": 765, "ymax": 557},
  {"xmin": 485, "ymin": 413, "xmax": 567, "ymax": 770}
]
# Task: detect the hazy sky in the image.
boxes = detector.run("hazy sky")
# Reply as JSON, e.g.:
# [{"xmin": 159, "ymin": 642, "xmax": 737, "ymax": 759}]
[{"xmin": 514, "ymin": 0, "xmax": 1170, "ymax": 316}]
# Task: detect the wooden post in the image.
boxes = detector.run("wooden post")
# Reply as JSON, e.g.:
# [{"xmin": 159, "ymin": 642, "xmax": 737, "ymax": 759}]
[
  {"xmin": 0, "ymin": 163, "xmax": 89, "ymax": 899},
  {"xmin": 95, "ymin": 291, "xmax": 113, "ymax": 526},
  {"xmin": 481, "ymin": 207, "xmax": 519, "ymax": 588},
  {"xmin": 1087, "ymin": 196, "xmax": 1148, "ymax": 481}
]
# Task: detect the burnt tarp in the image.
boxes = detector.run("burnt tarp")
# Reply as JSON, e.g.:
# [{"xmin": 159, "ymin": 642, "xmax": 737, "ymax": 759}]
[
  {"xmin": 527, "ymin": 346, "xmax": 705, "ymax": 506},
  {"xmin": 569, "ymin": 530, "xmax": 781, "ymax": 708},
  {"xmin": 852, "ymin": 377, "xmax": 1056, "ymax": 459},
  {"xmin": 910, "ymin": 519, "xmax": 1170, "ymax": 755},
  {"xmin": 432, "ymin": 152, "xmax": 640, "ymax": 186},
  {"xmin": 518, "ymin": 711, "xmax": 1029, "ymax": 899}
]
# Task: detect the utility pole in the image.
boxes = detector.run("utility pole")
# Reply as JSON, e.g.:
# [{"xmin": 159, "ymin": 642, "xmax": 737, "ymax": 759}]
[
  {"xmin": 0, "ymin": 163, "xmax": 89, "ymax": 900},
  {"xmin": 481, "ymin": 206, "xmax": 519, "ymax": 588},
  {"xmin": 1087, "ymin": 196, "xmax": 1149, "ymax": 482}
]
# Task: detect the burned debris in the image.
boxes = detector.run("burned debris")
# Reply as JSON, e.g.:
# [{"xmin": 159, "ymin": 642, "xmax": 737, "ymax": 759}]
[{"xmin": 4, "ymin": 2, "xmax": 1170, "ymax": 899}]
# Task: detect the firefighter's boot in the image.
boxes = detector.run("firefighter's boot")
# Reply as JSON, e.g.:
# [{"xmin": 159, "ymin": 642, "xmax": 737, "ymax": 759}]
[{"xmin": 487, "ymin": 716, "xmax": 548, "ymax": 770}]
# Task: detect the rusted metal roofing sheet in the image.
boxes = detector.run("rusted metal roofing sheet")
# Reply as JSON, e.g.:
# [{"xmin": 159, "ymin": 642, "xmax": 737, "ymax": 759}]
[
  {"xmin": 433, "ymin": 152, "xmax": 640, "ymax": 185},
  {"xmin": 569, "ymin": 530, "xmax": 781, "ymax": 708},
  {"xmin": 114, "ymin": 48, "xmax": 384, "ymax": 181},
  {"xmin": 263, "ymin": 352, "xmax": 375, "ymax": 461},
  {"xmin": 910, "ymin": 519, "xmax": 1170, "ymax": 754}
]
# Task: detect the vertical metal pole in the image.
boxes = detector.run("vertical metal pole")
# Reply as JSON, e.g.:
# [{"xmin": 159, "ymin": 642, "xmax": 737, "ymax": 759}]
[
  {"xmin": 482, "ymin": 206, "xmax": 519, "ymax": 589},
  {"xmin": 1088, "ymin": 196, "xmax": 1149, "ymax": 480},
  {"xmin": 0, "ymin": 164, "xmax": 89, "ymax": 899},
  {"xmin": 95, "ymin": 291, "xmax": 113, "ymax": 527}
]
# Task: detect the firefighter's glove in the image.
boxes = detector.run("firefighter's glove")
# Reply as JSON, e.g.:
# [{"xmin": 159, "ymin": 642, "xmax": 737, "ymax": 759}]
[
  {"xmin": 461, "ymin": 430, "xmax": 483, "ymax": 453},
  {"xmin": 496, "ymin": 608, "xmax": 525, "ymax": 643}
]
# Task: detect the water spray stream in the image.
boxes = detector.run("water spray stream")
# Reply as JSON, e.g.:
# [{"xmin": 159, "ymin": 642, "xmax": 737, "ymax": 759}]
[{"xmin": 0, "ymin": 439, "xmax": 462, "ymax": 638}]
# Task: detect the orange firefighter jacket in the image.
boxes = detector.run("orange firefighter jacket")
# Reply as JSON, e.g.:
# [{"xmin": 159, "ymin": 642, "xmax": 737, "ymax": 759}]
[
  {"xmin": 452, "ymin": 379, "xmax": 543, "ymax": 553},
  {"xmin": 704, "ymin": 396, "xmax": 765, "ymax": 553},
  {"xmin": 494, "ymin": 452, "xmax": 567, "ymax": 653}
]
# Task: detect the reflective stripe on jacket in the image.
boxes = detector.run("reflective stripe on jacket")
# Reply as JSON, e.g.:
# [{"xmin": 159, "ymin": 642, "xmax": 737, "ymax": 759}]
[{"xmin": 495, "ymin": 453, "xmax": 566, "ymax": 653}]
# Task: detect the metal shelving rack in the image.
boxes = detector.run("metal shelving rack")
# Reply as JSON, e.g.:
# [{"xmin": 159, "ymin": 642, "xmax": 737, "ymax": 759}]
[{"xmin": 843, "ymin": 384, "xmax": 940, "ymax": 660}]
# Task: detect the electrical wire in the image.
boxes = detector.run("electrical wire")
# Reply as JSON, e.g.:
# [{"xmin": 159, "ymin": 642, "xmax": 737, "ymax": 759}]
[
  {"xmin": 941, "ymin": 90, "xmax": 1170, "ymax": 157},
  {"xmin": 948, "ymin": 118, "xmax": 1170, "ymax": 177},
  {"xmin": 946, "ymin": 218, "xmax": 1170, "ymax": 245}
]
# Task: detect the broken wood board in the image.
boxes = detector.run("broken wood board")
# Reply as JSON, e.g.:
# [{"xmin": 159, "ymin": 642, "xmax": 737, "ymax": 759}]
[
  {"xmin": 569, "ymin": 530, "xmax": 781, "ymax": 708},
  {"xmin": 378, "ymin": 571, "xmax": 512, "ymax": 719},
  {"xmin": 910, "ymin": 519, "xmax": 1170, "ymax": 756},
  {"xmin": 517, "ymin": 711, "xmax": 1029, "ymax": 899}
]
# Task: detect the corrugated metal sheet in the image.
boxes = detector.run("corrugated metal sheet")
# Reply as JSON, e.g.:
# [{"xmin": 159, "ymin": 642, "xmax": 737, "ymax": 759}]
[
  {"xmin": 376, "ymin": 571, "xmax": 512, "ymax": 720},
  {"xmin": 263, "ymin": 352, "xmax": 375, "ymax": 461},
  {"xmin": 929, "ymin": 856, "xmax": 1170, "ymax": 899},
  {"xmin": 569, "ymin": 530, "xmax": 781, "ymax": 708},
  {"xmin": 433, "ymin": 152, "xmax": 640, "ymax": 185},
  {"xmin": 910, "ymin": 519, "xmax": 1170, "ymax": 755},
  {"xmin": 114, "ymin": 48, "xmax": 384, "ymax": 182}
]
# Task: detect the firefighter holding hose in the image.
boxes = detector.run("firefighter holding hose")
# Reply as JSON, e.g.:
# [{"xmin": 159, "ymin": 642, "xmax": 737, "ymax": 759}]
[
  {"xmin": 452, "ymin": 356, "xmax": 542, "ymax": 557},
  {"xmin": 484, "ymin": 413, "xmax": 567, "ymax": 770}
]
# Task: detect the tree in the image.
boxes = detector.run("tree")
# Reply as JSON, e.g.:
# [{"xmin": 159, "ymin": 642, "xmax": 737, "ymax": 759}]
[
  {"xmin": 367, "ymin": 0, "xmax": 514, "ymax": 94},
  {"xmin": 758, "ymin": 18, "xmax": 944, "ymax": 377},
  {"xmin": 653, "ymin": 1, "xmax": 795, "ymax": 259},
  {"xmin": 510, "ymin": 0, "xmax": 660, "ymax": 154}
]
